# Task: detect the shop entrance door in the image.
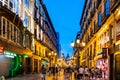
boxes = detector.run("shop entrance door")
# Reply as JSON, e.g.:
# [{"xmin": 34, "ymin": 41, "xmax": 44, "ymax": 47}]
[
  {"xmin": 115, "ymin": 54, "xmax": 120, "ymax": 80},
  {"xmin": 109, "ymin": 54, "xmax": 113, "ymax": 80}
]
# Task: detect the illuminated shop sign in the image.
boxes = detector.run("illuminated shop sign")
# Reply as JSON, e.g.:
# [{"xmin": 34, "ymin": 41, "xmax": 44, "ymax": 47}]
[
  {"xmin": 4, "ymin": 50, "xmax": 16, "ymax": 58},
  {"xmin": 23, "ymin": 54, "xmax": 28, "ymax": 58},
  {"xmin": 0, "ymin": 47, "xmax": 4, "ymax": 55}
]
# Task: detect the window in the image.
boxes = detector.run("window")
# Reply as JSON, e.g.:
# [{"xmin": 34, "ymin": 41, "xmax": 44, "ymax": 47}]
[
  {"xmin": 11, "ymin": 24, "xmax": 14, "ymax": 41},
  {"xmin": 93, "ymin": 42, "xmax": 96, "ymax": 58},
  {"xmin": 7, "ymin": 21, "xmax": 10, "ymax": 39},
  {"xmin": 14, "ymin": 26, "xmax": 17, "ymax": 42},
  {"xmin": 35, "ymin": 0, "xmax": 39, "ymax": 8},
  {"xmin": 35, "ymin": 45, "xmax": 36, "ymax": 54},
  {"xmin": 39, "ymin": 47, "xmax": 41, "ymax": 56},
  {"xmin": 3, "ymin": 18, "xmax": 6, "ymax": 37},
  {"xmin": 26, "ymin": 35, "xmax": 31, "ymax": 49},
  {"xmin": 14, "ymin": 0, "xmax": 18, "ymax": 13},
  {"xmin": 24, "ymin": 0, "xmax": 29, "ymax": 8},
  {"xmin": 39, "ymin": 6, "xmax": 41, "ymax": 14},
  {"xmin": 0, "ymin": 18, "xmax": 1, "ymax": 35},
  {"xmin": 34, "ymin": 24, "xmax": 37, "ymax": 38},
  {"xmin": 0, "ymin": 17, "xmax": 21, "ymax": 44},
  {"xmin": 105, "ymin": 0, "xmax": 110, "ymax": 16},
  {"xmin": 39, "ymin": 16, "xmax": 41, "ymax": 26},
  {"xmin": 34, "ymin": 8, "xmax": 37, "ymax": 19},
  {"xmin": 110, "ymin": 25, "xmax": 114, "ymax": 43},
  {"xmin": 98, "ymin": 12, "xmax": 102, "ymax": 27},
  {"xmin": 90, "ymin": 45, "xmax": 92, "ymax": 60},
  {"xmin": 9, "ymin": 0, "xmax": 13, "ymax": 9},
  {"xmin": 93, "ymin": 22, "xmax": 95, "ymax": 33},
  {"xmin": 24, "ymin": 14, "xmax": 29, "ymax": 27},
  {"xmin": 10, "ymin": 23, "xmax": 12, "ymax": 40},
  {"xmin": 17, "ymin": 30, "xmax": 20, "ymax": 44}
]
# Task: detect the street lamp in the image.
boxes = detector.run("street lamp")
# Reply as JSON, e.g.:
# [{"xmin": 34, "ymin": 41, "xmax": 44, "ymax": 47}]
[
  {"xmin": 71, "ymin": 38, "xmax": 85, "ymax": 67},
  {"xmin": 49, "ymin": 51, "xmax": 57, "ymax": 67}
]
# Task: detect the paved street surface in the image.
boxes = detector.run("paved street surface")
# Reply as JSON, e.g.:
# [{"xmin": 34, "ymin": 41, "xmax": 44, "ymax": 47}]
[
  {"xmin": 5, "ymin": 70, "xmax": 107, "ymax": 80},
  {"xmin": 6, "ymin": 70, "xmax": 74, "ymax": 80}
]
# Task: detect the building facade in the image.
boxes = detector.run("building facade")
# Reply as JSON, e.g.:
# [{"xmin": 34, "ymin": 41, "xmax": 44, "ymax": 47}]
[
  {"xmin": 73, "ymin": 31, "xmax": 81, "ymax": 67},
  {"xmin": 0, "ymin": 0, "xmax": 58, "ymax": 77},
  {"xmin": 56, "ymin": 32, "xmax": 61, "ymax": 58},
  {"xmin": 79, "ymin": 0, "xmax": 120, "ymax": 80}
]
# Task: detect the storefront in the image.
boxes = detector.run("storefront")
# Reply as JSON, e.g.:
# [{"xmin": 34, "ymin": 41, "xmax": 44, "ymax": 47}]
[
  {"xmin": 96, "ymin": 58, "xmax": 108, "ymax": 79},
  {"xmin": 34, "ymin": 59, "xmax": 38, "ymax": 73},
  {"xmin": 114, "ymin": 52, "xmax": 120, "ymax": 80},
  {"xmin": 0, "ymin": 50, "xmax": 23, "ymax": 77},
  {"xmin": 41, "ymin": 58, "xmax": 49, "ymax": 67}
]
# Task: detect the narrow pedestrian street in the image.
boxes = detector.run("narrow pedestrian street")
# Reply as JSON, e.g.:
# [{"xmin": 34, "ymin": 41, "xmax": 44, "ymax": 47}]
[
  {"xmin": 5, "ymin": 69, "xmax": 108, "ymax": 80},
  {"xmin": 0, "ymin": 0, "xmax": 120, "ymax": 80},
  {"xmin": 6, "ymin": 69, "xmax": 74, "ymax": 80}
]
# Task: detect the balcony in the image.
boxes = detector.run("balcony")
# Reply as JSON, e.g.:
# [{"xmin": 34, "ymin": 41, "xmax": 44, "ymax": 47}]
[
  {"xmin": 94, "ymin": 23, "xmax": 100, "ymax": 33},
  {"xmin": 96, "ymin": 0, "xmax": 101, "ymax": 9},
  {"xmin": 101, "ymin": 11, "xmax": 108, "ymax": 25},
  {"xmin": 91, "ymin": 11, "xmax": 94, "ymax": 18},
  {"xmin": 34, "ymin": 17, "xmax": 39, "ymax": 24},
  {"xmin": 110, "ymin": 0, "xmax": 120, "ymax": 12}
]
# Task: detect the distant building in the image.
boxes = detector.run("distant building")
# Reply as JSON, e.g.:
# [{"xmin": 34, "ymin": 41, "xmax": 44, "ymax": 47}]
[
  {"xmin": 65, "ymin": 53, "xmax": 70, "ymax": 64},
  {"xmin": 57, "ymin": 32, "xmax": 61, "ymax": 58}
]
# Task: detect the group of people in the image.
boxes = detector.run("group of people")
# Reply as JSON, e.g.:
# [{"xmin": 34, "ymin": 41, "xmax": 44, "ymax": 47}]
[
  {"xmin": 40, "ymin": 65, "xmax": 61, "ymax": 80},
  {"xmin": 74, "ymin": 66, "xmax": 103, "ymax": 80},
  {"xmin": 64, "ymin": 67, "xmax": 73, "ymax": 80},
  {"xmin": 40, "ymin": 65, "xmax": 105, "ymax": 80}
]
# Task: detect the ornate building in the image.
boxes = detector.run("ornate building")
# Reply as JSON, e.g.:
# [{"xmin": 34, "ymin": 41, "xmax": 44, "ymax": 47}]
[
  {"xmin": 79, "ymin": 0, "xmax": 120, "ymax": 80},
  {"xmin": 0, "ymin": 0, "xmax": 58, "ymax": 77}
]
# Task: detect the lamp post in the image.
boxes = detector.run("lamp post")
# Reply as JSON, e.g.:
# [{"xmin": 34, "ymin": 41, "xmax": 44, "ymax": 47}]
[
  {"xmin": 49, "ymin": 51, "xmax": 57, "ymax": 67},
  {"xmin": 71, "ymin": 38, "xmax": 85, "ymax": 67}
]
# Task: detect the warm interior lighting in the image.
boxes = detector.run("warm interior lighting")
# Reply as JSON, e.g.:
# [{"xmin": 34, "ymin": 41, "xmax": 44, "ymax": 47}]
[
  {"xmin": 55, "ymin": 53, "xmax": 57, "ymax": 56},
  {"xmin": 115, "ymin": 40, "xmax": 120, "ymax": 45},
  {"xmin": 118, "ymin": 10, "xmax": 120, "ymax": 15},
  {"xmin": 49, "ymin": 53, "xmax": 51, "ymax": 56},
  {"xmin": 52, "ymin": 51, "xmax": 53, "ymax": 55}
]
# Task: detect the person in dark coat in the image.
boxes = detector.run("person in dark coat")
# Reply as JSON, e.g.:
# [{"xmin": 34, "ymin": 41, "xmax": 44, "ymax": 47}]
[{"xmin": 41, "ymin": 65, "xmax": 46, "ymax": 80}]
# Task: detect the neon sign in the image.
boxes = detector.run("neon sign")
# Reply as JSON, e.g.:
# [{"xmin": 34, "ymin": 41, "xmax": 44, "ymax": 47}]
[{"xmin": 4, "ymin": 50, "xmax": 16, "ymax": 58}]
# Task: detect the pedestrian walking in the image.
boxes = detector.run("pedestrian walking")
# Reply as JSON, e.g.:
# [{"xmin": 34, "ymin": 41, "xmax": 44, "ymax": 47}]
[
  {"xmin": 74, "ymin": 67, "xmax": 78, "ymax": 80},
  {"xmin": 95, "ymin": 67, "xmax": 99, "ymax": 79},
  {"xmin": 40, "ymin": 65, "xmax": 46, "ymax": 80},
  {"xmin": 84, "ymin": 66, "xmax": 89, "ymax": 80},
  {"xmin": 78, "ymin": 66, "xmax": 84, "ymax": 80},
  {"xmin": 90, "ymin": 67, "xmax": 95, "ymax": 80}
]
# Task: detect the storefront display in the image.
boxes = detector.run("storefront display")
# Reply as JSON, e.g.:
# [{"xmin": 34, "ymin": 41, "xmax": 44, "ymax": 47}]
[
  {"xmin": 0, "ymin": 50, "xmax": 23, "ymax": 77},
  {"xmin": 96, "ymin": 59, "xmax": 108, "ymax": 79}
]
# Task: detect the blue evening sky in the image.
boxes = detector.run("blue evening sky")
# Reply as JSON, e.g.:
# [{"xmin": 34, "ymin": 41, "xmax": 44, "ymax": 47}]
[{"xmin": 43, "ymin": 0, "xmax": 85, "ymax": 57}]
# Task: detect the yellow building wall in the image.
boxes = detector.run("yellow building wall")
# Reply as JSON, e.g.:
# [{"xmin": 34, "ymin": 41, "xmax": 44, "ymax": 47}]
[{"xmin": 80, "ymin": 6, "xmax": 120, "ymax": 68}]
